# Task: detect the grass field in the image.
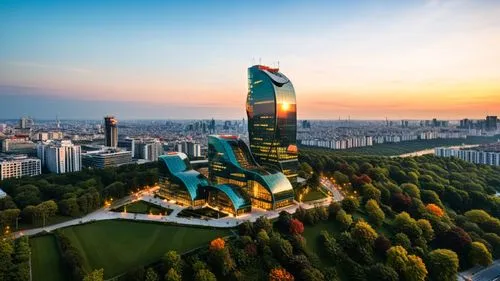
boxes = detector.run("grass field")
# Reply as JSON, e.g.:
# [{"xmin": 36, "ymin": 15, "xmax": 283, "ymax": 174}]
[
  {"xmin": 302, "ymin": 189, "xmax": 328, "ymax": 202},
  {"xmin": 59, "ymin": 220, "xmax": 232, "ymax": 278},
  {"xmin": 30, "ymin": 235, "xmax": 68, "ymax": 281},
  {"xmin": 112, "ymin": 200, "xmax": 173, "ymax": 215},
  {"xmin": 301, "ymin": 135, "xmax": 500, "ymax": 156}
]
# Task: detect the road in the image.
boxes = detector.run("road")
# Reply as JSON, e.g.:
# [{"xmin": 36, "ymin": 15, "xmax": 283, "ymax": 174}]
[{"xmin": 320, "ymin": 177, "xmax": 345, "ymax": 201}]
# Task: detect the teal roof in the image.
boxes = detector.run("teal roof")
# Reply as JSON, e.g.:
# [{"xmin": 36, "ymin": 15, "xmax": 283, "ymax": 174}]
[
  {"xmin": 208, "ymin": 135, "xmax": 294, "ymax": 200},
  {"xmin": 213, "ymin": 184, "xmax": 251, "ymax": 210},
  {"xmin": 159, "ymin": 154, "xmax": 209, "ymax": 201}
]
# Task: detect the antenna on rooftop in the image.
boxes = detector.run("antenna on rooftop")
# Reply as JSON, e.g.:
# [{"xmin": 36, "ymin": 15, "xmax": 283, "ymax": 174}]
[
  {"xmin": 277, "ymin": 60, "xmax": 280, "ymax": 68},
  {"xmin": 259, "ymin": 57, "xmax": 262, "ymax": 65}
]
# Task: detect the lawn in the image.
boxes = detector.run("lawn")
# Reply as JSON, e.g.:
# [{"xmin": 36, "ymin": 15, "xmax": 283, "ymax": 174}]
[
  {"xmin": 302, "ymin": 189, "xmax": 328, "ymax": 202},
  {"xmin": 177, "ymin": 207, "xmax": 228, "ymax": 219},
  {"xmin": 112, "ymin": 200, "xmax": 173, "ymax": 215},
  {"xmin": 59, "ymin": 220, "xmax": 232, "ymax": 278},
  {"xmin": 30, "ymin": 235, "xmax": 68, "ymax": 281}
]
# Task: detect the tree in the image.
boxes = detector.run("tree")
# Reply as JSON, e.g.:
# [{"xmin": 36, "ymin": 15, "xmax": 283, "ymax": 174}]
[
  {"xmin": 163, "ymin": 250, "xmax": 183, "ymax": 273},
  {"xmin": 368, "ymin": 263, "xmax": 398, "ymax": 281},
  {"xmin": 469, "ymin": 241, "xmax": 493, "ymax": 266},
  {"xmin": 342, "ymin": 197, "xmax": 360, "ymax": 213},
  {"xmin": 393, "ymin": 212, "xmax": 422, "ymax": 239},
  {"xmin": 363, "ymin": 184, "xmax": 381, "ymax": 203},
  {"xmin": 365, "ymin": 199, "xmax": 385, "ymax": 227},
  {"xmin": 417, "ymin": 219, "xmax": 434, "ymax": 241},
  {"xmin": 58, "ymin": 198, "xmax": 80, "ymax": 217},
  {"xmin": 333, "ymin": 171, "xmax": 350, "ymax": 185},
  {"xmin": 435, "ymin": 227, "xmax": 471, "ymax": 255},
  {"xmin": 464, "ymin": 209, "xmax": 492, "ymax": 224},
  {"xmin": 0, "ymin": 238, "xmax": 14, "ymax": 281},
  {"xmin": 194, "ymin": 269, "xmax": 216, "ymax": 281},
  {"xmin": 401, "ymin": 183, "xmax": 420, "ymax": 199},
  {"xmin": 145, "ymin": 268, "xmax": 159, "ymax": 281},
  {"xmin": 403, "ymin": 255, "xmax": 427, "ymax": 281},
  {"xmin": 289, "ymin": 218, "xmax": 304, "ymax": 235},
  {"xmin": 374, "ymin": 235, "xmax": 392, "ymax": 257},
  {"xmin": 427, "ymin": 249, "xmax": 459, "ymax": 281},
  {"xmin": 209, "ymin": 238, "xmax": 225, "ymax": 251},
  {"xmin": 386, "ymin": 246, "xmax": 408, "ymax": 272},
  {"xmin": 351, "ymin": 220, "xmax": 378, "ymax": 245},
  {"xmin": 165, "ymin": 268, "xmax": 181, "ymax": 281},
  {"xmin": 299, "ymin": 267, "xmax": 325, "ymax": 281},
  {"xmin": 394, "ymin": 233, "xmax": 411, "ymax": 250},
  {"xmin": 83, "ymin": 269, "xmax": 104, "ymax": 281},
  {"xmin": 391, "ymin": 192, "xmax": 412, "ymax": 212},
  {"xmin": 269, "ymin": 267, "xmax": 294, "ymax": 281},
  {"xmin": 335, "ymin": 209, "xmax": 352, "ymax": 230},
  {"xmin": 426, "ymin": 204, "xmax": 444, "ymax": 217},
  {"xmin": 254, "ymin": 216, "xmax": 272, "ymax": 234}
]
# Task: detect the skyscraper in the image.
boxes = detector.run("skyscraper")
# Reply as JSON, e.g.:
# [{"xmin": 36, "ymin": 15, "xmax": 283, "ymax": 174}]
[
  {"xmin": 104, "ymin": 116, "xmax": 118, "ymax": 147},
  {"xmin": 246, "ymin": 65, "xmax": 298, "ymax": 182}
]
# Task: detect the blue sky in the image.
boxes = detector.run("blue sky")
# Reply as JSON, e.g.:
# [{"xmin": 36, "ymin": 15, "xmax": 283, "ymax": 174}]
[{"xmin": 1, "ymin": 0, "xmax": 499, "ymax": 119}]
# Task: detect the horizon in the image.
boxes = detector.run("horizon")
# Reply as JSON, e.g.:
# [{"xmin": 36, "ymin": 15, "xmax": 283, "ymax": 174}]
[{"xmin": 1, "ymin": 0, "xmax": 499, "ymax": 119}]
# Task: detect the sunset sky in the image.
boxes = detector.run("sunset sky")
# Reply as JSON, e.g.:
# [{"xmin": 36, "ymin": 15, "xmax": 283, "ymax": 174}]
[{"xmin": 1, "ymin": 0, "xmax": 499, "ymax": 119}]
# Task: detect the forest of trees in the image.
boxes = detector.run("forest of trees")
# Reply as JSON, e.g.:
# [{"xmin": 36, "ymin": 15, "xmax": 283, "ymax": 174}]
[
  {"xmin": 101, "ymin": 149, "xmax": 499, "ymax": 281},
  {"xmin": 0, "ymin": 162, "xmax": 158, "ymax": 230},
  {"xmin": 2, "ymin": 147, "xmax": 500, "ymax": 281}
]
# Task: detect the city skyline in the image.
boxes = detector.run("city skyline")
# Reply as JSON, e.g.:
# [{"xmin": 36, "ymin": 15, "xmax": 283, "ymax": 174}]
[{"xmin": 1, "ymin": 0, "xmax": 500, "ymax": 119}]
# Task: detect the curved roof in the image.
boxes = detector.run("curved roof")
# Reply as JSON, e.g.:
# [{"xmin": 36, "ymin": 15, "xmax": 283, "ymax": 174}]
[
  {"xmin": 212, "ymin": 184, "xmax": 251, "ymax": 210},
  {"xmin": 262, "ymin": 69, "xmax": 289, "ymax": 86},
  {"xmin": 159, "ymin": 154, "xmax": 209, "ymax": 201}
]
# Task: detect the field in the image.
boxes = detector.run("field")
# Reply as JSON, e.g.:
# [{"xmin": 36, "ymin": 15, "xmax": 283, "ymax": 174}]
[
  {"xmin": 30, "ymin": 235, "xmax": 68, "ymax": 281},
  {"xmin": 302, "ymin": 189, "xmax": 328, "ymax": 202},
  {"xmin": 112, "ymin": 200, "xmax": 173, "ymax": 215},
  {"xmin": 301, "ymin": 135, "xmax": 500, "ymax": 156},
  {"xmin": 58, "ymin": 220, "xmax": 232, "ymax": 278}
]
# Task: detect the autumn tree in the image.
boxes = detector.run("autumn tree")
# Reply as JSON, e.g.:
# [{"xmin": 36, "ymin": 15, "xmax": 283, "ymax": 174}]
[
  {"xmin": 269, "ymin": 267, "xmax": 295, "ymax": 281},
  {"xmin": 335, "ymin": 209, "xmax": 352, "ymax": 231},
  {"xmin": 289, "ymin": 218, "xmax": 304, "ymax": 235},
  {"xmin": 426, "ymin": 204, "xmax": 444, "ymax": 217},
  {"xmin": 403, "ymin": 255, "xmax": 427, "ymax": 281},
  {"xmin": 351, "ymin": 220, "xmax": 378, "ymax": 245}
]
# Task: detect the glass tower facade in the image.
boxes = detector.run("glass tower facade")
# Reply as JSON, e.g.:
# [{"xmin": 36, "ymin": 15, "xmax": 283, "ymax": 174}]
[
  {"xmin": 247, "ymin": 65, "xmax": 298, "ymax": 182},
  {"xmin": 104, "ymin": 116, "xmax": 118, "ymax": 148}
]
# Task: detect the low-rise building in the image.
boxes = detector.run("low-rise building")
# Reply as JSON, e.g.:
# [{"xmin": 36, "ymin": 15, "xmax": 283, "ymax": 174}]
[
  {"xmin": 0, "ymin": 154, "xmax": 41, "ymax": 180},
  {"xmin": 82, "ymin": 148, "xmax": 132, "ymax": 169}
]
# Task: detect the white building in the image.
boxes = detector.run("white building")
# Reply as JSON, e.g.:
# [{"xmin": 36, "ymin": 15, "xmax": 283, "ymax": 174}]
[
  {"xmin": 37, "ymin": 140, "xmax": 82, "ymax": 174},
  {"xmin": 0, "ymin": 154, "xmax": 41, "ymax": 180},
  {"xmin": 177, "ymin": 141, "xmax": 202, "ymax": 158},
  {"xmin": 435, "ymin": 145, "xmax": 500, "ymax": 166},
  {"xmin": 135, "ymin": 139, "xmax": 164, "ymax": 161}
]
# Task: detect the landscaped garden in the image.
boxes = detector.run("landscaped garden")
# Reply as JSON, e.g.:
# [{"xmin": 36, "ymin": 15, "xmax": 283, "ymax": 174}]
[
  {"xmin": 55, "ymin": 220, "xmax": 232, "ymax": 279},
  {"xmin": 111, "ymin": 200, "xmax": 173, "ymax": 215}
]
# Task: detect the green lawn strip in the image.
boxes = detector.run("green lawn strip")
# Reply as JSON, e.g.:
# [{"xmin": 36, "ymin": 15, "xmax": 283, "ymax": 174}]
[
  {"xmin": 30, "ymin": 234, "xmax": 68, "ymax": 281},
  {"xmin": 112, "ymin": 200, "xmax": 173, "ymax": 215},
  {"xmin": 59, "ymin": 220, "xmax": 232, "ymax": 278}
]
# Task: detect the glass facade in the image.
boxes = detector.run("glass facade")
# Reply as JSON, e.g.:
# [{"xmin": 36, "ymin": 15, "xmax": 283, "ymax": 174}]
[
  {"xmin": 208, "ymin": 135, "xmax": 294, "ymax": 210},
  {"xmin": 247, "ymin": 65, "xmax": 298, "ymax": 182},
  {"xmin": 158, "ymin": 153, "xmax": 209, "ymax": 207}
]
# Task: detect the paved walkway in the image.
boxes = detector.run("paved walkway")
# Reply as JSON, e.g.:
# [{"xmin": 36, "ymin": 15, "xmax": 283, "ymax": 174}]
[{"xmin": 14, "ymin": 185, "xmax": 343, "ymax": 238}]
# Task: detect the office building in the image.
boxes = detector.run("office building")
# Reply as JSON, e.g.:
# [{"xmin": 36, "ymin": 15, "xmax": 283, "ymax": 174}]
[
  {"xmin": 157, "ymin": 152, "xmax": 251, "ymax": 215},
  {"xmin": 135, "ymin": 139, "xmax": 164, "ymax": 161},
  {"xmin": 177, "ymin": 141, "xmax": 202, "ymax": 158},
  {"xmin": 82, "ymin": 148, "xmax": 132, "ymax": 169},
  {"xmin": 0, "ymin": 137, "xmax": 36, "ymax": 154},
  {"xmin": 104, "ymin": 116, "xmax": 118, "ymax": 147},
  {"xmin": 247, "ymin": 65, "xmax": 298, "ymax": 182},
  {"xmin": 486, "ymin": 116, "xmax": 498, "ymax": 132},
  {"xmin": 37, "ymin": 140, "xmax": 82, "ymax": 174},
  {"xmin": 0, "ymin": 154, "xmax": 41, "ymax": 180},
  {"xmin": 208, "ymin": 135, "xmax": 294, "ymax": 210}
]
